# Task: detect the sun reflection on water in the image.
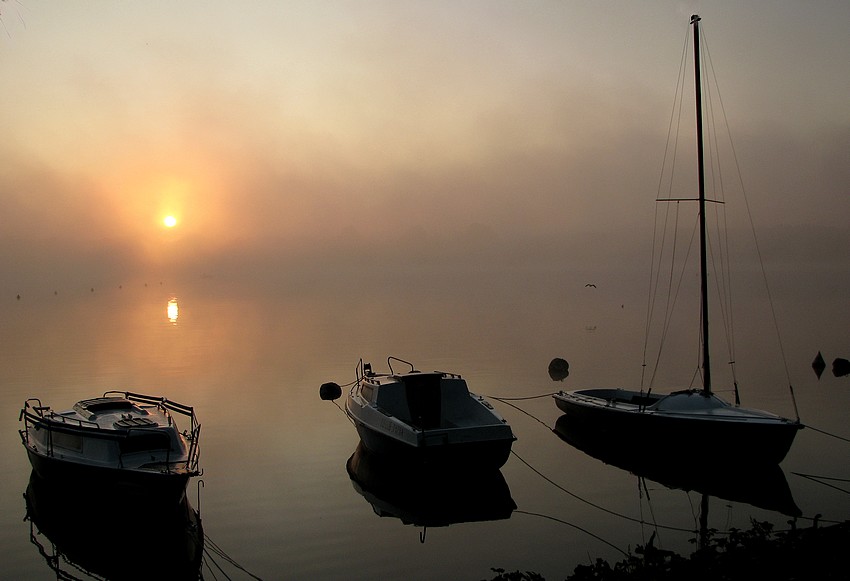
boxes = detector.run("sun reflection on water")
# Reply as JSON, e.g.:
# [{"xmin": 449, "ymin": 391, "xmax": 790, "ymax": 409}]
[{"xmin": 167, "ymin": 298, "xmax": 179, "ymax": 324}]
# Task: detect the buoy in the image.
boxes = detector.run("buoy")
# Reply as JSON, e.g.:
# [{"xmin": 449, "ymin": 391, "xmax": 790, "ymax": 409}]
[
  {"xmin": 833, "ymin": 358, "xmax": 850, "ymax": 378},
  {"xmin": 812, "ymin": 351, "xmax": 826, "ymax": 379},
  {"xmin": 548, "ymin": 358, "xmax": 569, "ymax": 381},
  {"xmin": 320, "ymin": 382, "xmax": 342, "ymax": 401}
]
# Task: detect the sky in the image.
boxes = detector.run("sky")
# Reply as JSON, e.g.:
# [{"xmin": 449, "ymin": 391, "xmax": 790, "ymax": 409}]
[{"xmin": 1, "ymin": 1, "xmax": 848, "ymax": 299}]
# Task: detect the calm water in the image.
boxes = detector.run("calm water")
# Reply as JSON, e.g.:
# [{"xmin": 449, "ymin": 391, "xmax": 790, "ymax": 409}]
[{"xmin": 2, "ymin": 268, "xmax": 849, "ymax": 580}]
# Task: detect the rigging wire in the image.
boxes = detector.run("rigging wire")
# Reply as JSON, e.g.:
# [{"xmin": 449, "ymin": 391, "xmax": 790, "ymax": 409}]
[
  {"xmin": 642, "ymin": 19, "xmax": 798, "ymax": 420},
  {"xmin": 649, "ymin": 210, "xmax": 700, "ymax": 388},
  {"xmin": 644, "ymin": 25, "xmax": 692, "ymax": 391},
  {"xmin": 700, "ymin": 26, "xmax": 742, "ymax": 405},
  {"xmin": 643, "ymin": 24, "xmax": 692, "ymax": 390},
  {"xmin": 638, "ymin": 477, "xmax": 662, "ymax": 548},
  {"xmin": 700, "ymin": 23, "xmax": 800, "ymax": 420}
]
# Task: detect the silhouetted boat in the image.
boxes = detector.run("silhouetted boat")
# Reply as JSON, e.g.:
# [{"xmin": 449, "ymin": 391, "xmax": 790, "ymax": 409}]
[
  {"xmin": 342, "ymin": 357, "xmax": 515, "ymax": 469},
  {"xmin": 19, "ymin": 391, "xmax": 201, "ymax": 503},
  {"xmin": 24, "ymin": 470, "xmax": 203, "ymax": 580},
  {"xmin": 346, "ymin": 442, "xmax": 516, "ymax": 528},
  {"xmin": 553, "ymin": 15, "xmax": 801, "ymax": 466},
  {"xmin": 554, "ymin": 415, "xmax": 801, "ymax": 517}
]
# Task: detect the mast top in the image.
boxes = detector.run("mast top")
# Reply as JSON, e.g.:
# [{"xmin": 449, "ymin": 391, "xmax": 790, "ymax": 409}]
[{"xmin": 690, "ymin": 14, "xmax": 701, "ymax": 24}]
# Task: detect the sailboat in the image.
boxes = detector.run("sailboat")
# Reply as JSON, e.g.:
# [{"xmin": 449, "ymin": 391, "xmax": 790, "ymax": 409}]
[{"xmin": 553, "ymin": 15, "xmax": 802, "ymax": 466}]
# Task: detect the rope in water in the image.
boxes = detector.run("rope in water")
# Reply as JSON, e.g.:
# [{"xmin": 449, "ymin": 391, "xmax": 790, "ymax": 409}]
[
  {"xmin": 510, "ymin": 449, "xmax": 697, "ymax": 536},
  {"xmin": 202, "ymin": 531, "xmax": 264, "ymax": 580},
  {"xmin": 793, "ymin": 472, "xmax": 850, "ymax": 497},
  {"xmin": 513, "ymin": 509, "xmax": 629, "ymax": 558},
  {"xmin": 801, "ymin": 423, "xmax": 850, "ymax": 444}
]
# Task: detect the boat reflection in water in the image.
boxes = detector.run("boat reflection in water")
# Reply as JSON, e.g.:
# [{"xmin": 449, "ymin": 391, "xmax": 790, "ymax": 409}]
[
  {"xmin": 346, "ymin": 442, "xmax": 516, "ymax": 533},
  {"xmin": 553, "ymin": 415, "xmax": 801, "ymax": 518},
  {"xmin": 23, "ymin": 470, "xmax": 203, "ymax": 580}
]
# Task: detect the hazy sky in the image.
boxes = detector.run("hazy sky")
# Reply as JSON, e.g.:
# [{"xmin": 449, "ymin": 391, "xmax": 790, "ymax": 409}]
[{"xmin": 1, "ymin": 1, "xmax": 848, "ymax": 295}]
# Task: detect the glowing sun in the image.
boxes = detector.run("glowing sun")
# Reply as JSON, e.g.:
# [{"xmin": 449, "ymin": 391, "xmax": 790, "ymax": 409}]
[{"xmin": 163, "ymin": 215, "xmax": 178, "ymax": 228}]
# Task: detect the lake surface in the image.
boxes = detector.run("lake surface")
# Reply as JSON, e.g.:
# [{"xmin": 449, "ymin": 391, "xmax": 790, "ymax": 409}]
[{"xmin": 2, "ymin": 268, "xmax": 849, "ymax": 580}]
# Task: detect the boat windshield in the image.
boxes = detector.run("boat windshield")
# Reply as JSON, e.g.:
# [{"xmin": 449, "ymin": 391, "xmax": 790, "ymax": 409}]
[
  {"xmin": 75, "ymin": 398, "xmax": 136, "ymax": 414},
  {"xmin": 119, "ymin": 431, "xmax": 173, "ymax": 454}
]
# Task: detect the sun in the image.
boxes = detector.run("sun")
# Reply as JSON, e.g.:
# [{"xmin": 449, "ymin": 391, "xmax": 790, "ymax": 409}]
[{"xmin": 163, "ymin": 215, "xmax": 178, "ymax": 228}]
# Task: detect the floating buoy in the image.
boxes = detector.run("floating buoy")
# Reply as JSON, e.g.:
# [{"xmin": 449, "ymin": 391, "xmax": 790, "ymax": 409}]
[
  {"xmin": 833, "ymin": 358, "xmax": 850, "ymax": 378},
  {"xmin": 548, "ymin": 358, "xmax": 569, "ymax": 381},
  {"xmin": 812, "ymin": 351, "xmax": 826, "ymax": 379},
  {"xmin": 320, "ymin": 382, "xmax": 342, "ymax": 401}
]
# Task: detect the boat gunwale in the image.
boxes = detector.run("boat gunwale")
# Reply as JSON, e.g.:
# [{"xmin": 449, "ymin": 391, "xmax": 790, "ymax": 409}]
[
  {"xmin": 554, "ymin": 389, "xmax": 803, "ymax": 426},
  {"xmin": 347, "ymin": 395, "xmax": 514, "ymax": 438}
]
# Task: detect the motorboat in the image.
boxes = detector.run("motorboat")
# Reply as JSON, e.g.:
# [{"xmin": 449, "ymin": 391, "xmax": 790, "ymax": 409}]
[
  {"xmin": 331, "ymin": 357, "xmax": 515, "ymax": 469},
  {"xmin": 19, "ymin": 391, "xmax": 201, "ymax": 502},
  {"xmin": 553, "ymin": 15, "xmax": 801, "ymax": 466}
]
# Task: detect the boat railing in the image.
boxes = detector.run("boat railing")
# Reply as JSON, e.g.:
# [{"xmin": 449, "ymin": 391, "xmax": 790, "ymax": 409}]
[
  {"xmin": 19, "ymin": 399, "xmax": 102, "ymax": 459},
  {"xmin": 19, "ymin": 394, "xmax": 201, "ymax": 473},
  {"xmin": 387, "ymin": 356, "xmax": 416, "ymax": 375},
  {"xmin": 105, "ymin": 391, "xmax": 202, "ymax": 474},
  {"xmin": 186, "ymin": 422, "xmax": 202, "ymax": 473}
]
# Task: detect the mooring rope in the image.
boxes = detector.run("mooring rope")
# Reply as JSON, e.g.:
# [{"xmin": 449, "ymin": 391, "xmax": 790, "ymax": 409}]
[
  {"xmin": 510, "ymin": 449, "xmax": 696, "ymax": 535},
  {"xmin": 202, "ymin": 532, "xmax": 264, "ymax": 580},
  {"xmin": 487, "ymin": 393, "xmax": 556, "ymax": 431},
  {"xmin": 513, "ymin": 509, "xmax": 629, "ymax": 558},
  {"xmin": 792, "ymin": 472, "xmax": 850, "ymax": 499},
  {"xmin": 489, "ymin": 392, "xmax": 558, "ymax": 401},
  {"xmin": 801, "ymin": 423, "xmax": 850, "ymax": 444}
]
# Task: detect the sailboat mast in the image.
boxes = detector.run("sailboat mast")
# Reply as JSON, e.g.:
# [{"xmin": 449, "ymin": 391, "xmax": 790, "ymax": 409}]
[{"xmin": 692, "ymin": 14, "xmax": 711, "ymax": 395}]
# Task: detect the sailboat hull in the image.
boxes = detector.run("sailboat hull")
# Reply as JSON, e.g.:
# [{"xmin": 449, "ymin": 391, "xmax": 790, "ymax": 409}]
[{"xmin": 554, "ymin": 389, "xmax": 801, "ymax": 465}]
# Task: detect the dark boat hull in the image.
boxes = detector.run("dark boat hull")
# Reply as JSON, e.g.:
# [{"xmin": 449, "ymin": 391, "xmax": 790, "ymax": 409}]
[
  {"xmin": 25, "ymin": 470, "xmax": 203, "ymax": 580},
  {"xmin": 353, "ymin": 420, "xmax": 514, "ymax": 471},
  {"xmin": 554, "ymin": 392, "xmax": 801, "ymax": 465},
  {"xmin": 554, "ymin": 415, "xmax": 801, "ymax": 516},
  {"xmin": 26, "ymin": 447, "xmax": 193, "ymax": 504},
  {"xmin": 346, "ymin": 442, "xmax": 516, "ymax": 527}
]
